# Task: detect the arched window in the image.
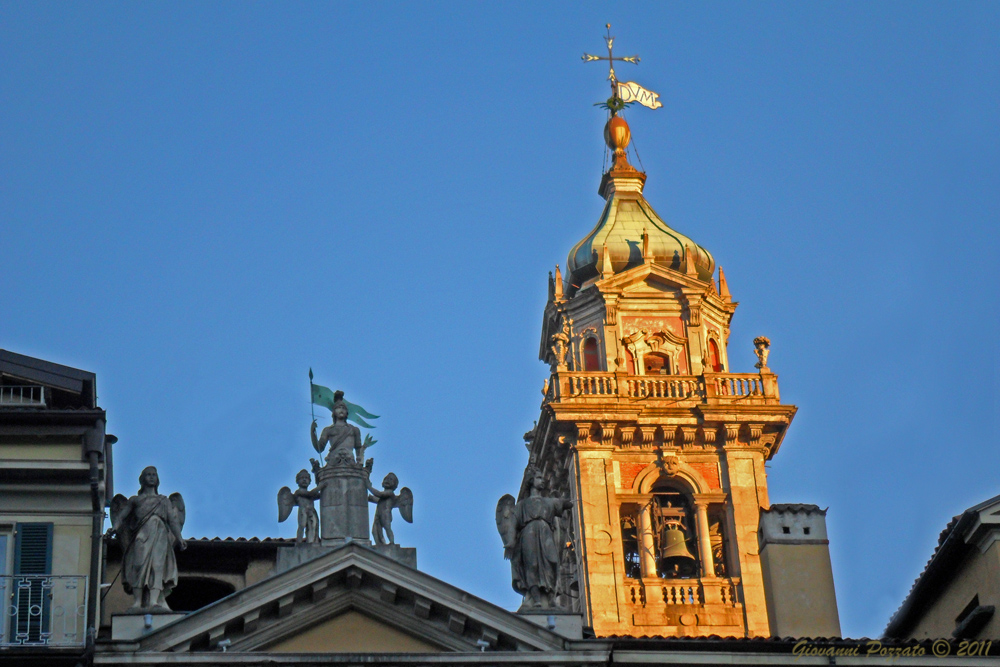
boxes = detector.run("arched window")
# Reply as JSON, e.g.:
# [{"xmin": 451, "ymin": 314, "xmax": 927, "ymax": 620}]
[
  {"xmin": 643, "ymin": 352, "xmax": 671, "ymax": 375},
  {"xmin": 583, "ymin": 338, "xmax": 601, "ymax": 371},
  {"xmin": 650, "ymin": 483, "xmax": 699, "ymax": 579},
  {"xmin": 707, "ymin": 339, "xmax": 723, "ymax": 372}
]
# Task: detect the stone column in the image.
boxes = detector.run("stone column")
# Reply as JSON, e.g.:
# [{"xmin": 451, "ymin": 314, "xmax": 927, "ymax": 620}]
[
  {"xmin": 638, "ymin": 504, "xmax": 658, "ymax": 578},
  {"xmin": 694, "ymin": 500, "xmax": 715, "ymax": 578},
  {"xmin": 316, "ymin": 463, "xmax": 371, "ymax": 544}
]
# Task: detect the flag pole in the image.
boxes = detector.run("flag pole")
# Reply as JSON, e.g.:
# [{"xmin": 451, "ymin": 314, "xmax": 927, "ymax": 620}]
[{"xmin": 308, "ymin": 368, "xmax": 316, "ymax": 423}]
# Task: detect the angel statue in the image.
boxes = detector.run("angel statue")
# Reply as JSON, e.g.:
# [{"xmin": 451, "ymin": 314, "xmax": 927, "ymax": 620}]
[
  {"xmin": 496, "ymin": 466, "xmax": 574, "ymax": 609},
  {"xmin": 106, "ymin": 466, "xmax": 186, "ymax": 611},
  {"xmin": 278, "ymin": 469, "xmax": 321, "ymax": 544},
  {"xmin": 366, "ymin": 472, "xmax": 413, "ymax": 545}
]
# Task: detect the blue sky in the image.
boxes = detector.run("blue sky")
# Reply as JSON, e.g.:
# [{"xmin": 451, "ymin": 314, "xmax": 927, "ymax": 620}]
[{"xmin": 2, "ymin": 3, "xmax": 998, "ymax": 638}]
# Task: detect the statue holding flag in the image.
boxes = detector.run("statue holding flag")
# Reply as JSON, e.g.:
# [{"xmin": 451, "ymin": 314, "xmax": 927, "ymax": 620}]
[
  {"xmin": 302, "ymin": 373, "xmax": 387, "ymax": 543},
  {"xmin": 311, "ymin": 391, "xmax": 364, "ymax": 466}
]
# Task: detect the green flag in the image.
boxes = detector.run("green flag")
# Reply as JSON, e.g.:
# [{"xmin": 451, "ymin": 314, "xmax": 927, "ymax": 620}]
[{"xmin": 310, "ymin": 382, "xmax": 380, "ymax": 429}]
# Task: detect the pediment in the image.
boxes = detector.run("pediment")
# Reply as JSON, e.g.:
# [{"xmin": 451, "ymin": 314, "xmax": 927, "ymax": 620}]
[
  {"xmin": 600, "ymin": 263, "xmax": 697, "ymax": 295},
  {"xmin": 266, "ymin": 610, "xmax": 442, "ymax": 653},
  {"xmin": 135, "ymin": 543, "xmax": 566, "ymax": 653}
]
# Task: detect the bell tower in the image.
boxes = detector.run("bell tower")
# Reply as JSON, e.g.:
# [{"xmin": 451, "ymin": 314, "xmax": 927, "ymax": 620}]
[{"xmin": 525, "ymin": 110, "xmax": 798, "ymax": 638}]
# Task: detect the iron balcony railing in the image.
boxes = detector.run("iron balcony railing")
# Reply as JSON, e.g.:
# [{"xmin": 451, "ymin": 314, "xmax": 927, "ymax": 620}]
[
  {"xmin": 0, "ymin": 385, "xmax": 46, "ymax": 407},
  {"xmin": 0, "ymin": 575, "xmax": 87, "ymax": 647}
]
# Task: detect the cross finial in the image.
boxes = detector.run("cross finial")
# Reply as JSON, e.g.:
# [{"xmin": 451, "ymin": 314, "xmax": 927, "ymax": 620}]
[{"xmin": 582, "ymin": 23, "xmax": 640, "ymax": 90}]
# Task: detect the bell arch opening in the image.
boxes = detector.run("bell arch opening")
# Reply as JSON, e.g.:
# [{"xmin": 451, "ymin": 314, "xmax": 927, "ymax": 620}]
[{"xmin": 650, "ymin": 482, "xmax": 699, "ymax": 579}]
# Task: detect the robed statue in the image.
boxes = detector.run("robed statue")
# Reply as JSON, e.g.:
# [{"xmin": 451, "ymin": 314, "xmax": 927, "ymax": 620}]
[
  {"xmin": 107, "ymin": 466, "xmax": 187, "ymax": 611},
  {"xmin": 496, "ymin": 466, "xmax": 573, "ymax": 609}
]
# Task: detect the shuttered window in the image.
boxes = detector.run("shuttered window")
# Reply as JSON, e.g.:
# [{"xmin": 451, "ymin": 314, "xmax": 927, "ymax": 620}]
[
  {"xmin": 13, "ymin": 523, "xmax": 51, "ymax": 575},
  {"xmin": 12, "ymin": 523, "xmax": 52, "ymax": 643}
]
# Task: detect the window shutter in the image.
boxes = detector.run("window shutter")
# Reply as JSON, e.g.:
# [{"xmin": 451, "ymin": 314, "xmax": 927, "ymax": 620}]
[
  {"xmin": 11, "ymin": 523, "xmax": 52, "ymax": 644},
  {"xmin": 13, "ymin": 523, "xmax": 52, "ymax": 575}
]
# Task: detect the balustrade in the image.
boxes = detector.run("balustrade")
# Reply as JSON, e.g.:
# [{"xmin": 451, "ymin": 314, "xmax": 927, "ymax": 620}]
[
  {"xmin": 625, "ymin": 578, "xmax": 740, "ymax": 609},
  {"xmin": 554, "ymin": 371, "xmax": 777, "ymax": 404},
  {"xmin": 662, "ymin": 583, "xmax": 701, "ymax": 605},
  {"xmin": 0, "ymin": 575, "xmax": 87, "ymax": 647},
  {"xmin": 568, "ymin": 373, "xmax": 617, "ymax": 397},
  {"xmin": 626, "ymin": 377, "xmax": 700, "ymax": 399}
]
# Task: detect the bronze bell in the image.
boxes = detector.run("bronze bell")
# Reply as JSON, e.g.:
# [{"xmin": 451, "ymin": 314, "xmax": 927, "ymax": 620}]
[{"xmin": 659, "ymin": 525, "xmax": 696, "ymax": 561}]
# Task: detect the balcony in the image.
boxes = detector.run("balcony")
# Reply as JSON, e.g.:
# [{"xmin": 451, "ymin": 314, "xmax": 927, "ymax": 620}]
[
  {"xmin": 625, "ymin": 577, "xmax": 744, "ymax": 633},
  {"xmin": 0, "ymin": 385, "xmax": 46, "ymax": 408},
  {"xmin": 0, "ymin": 575, "xmax": 87, "ymax": 647},
  {"xmin": 546, "ymin": 371, "xmax": 781, "ymax": 405}
]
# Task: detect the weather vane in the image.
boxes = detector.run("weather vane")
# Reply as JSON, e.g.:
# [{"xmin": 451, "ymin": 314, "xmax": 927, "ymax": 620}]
[
  {"xmin": 582, "ymin": 23, "xmax": 640, "ymax": 88},
  {"xmin": 582, "ymin": 24, "xmax": 662, "ymax": 113}
]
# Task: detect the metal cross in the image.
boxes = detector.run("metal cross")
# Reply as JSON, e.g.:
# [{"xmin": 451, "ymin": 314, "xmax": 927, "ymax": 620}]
[{"xmin": 582, "ymin": 24, "xmax": 640, "ymax": 87}]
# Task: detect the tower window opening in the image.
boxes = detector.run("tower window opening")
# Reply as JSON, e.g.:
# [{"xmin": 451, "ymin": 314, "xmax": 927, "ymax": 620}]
[
  {"xmin": 782, "ymin": 526, "xmax": 790, "ymax": 534},
  {"xmin": 620, "ymin": 510, "xmax": 642, "ymax": 580},
  {"xmin": 708, "ymin": 507, "xmax": 730, "ymax": 578},
  {"xmin": 583, "ymin": 338, "xmax": 601, "ymax": 371},
  {"xmin": 803, "ymin": 526, "xmax": 811, "ymax": 535},
  {"xmin": 643, "ymin": 353, "xmax": 671, "ymax": 375},
  {"xmin": 707, "ymin": 338, "xmax": 723, "ymax": 372},
  {"xmin": 649, "ymin": 486, "xmax": 699, "ymax": 579}
]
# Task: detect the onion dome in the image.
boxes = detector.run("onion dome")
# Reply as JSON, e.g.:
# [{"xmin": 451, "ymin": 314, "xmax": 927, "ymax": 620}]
[{"xmin": 567, "ymin": 115, "xmax": 714, "ymax": 290}]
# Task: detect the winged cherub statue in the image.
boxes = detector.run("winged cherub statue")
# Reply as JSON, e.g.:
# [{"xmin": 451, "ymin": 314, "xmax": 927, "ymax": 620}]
[
  {"xmin": 366, "ymin": 472, "xmax": 413, "ymax": 545},
  {"xmin": 496, "ymin": 466, "xmax": 574, "ymax": 609},
  {"xmin": 106, "ymin": 466, "xmax": 186, "ymax": 611},
  {"xmin": 278, "ymin": 469, "xmax": 321, "ymax": 544}
]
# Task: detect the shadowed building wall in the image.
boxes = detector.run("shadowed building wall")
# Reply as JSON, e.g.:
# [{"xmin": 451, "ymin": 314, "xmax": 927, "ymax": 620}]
[{"xmin": 759, "ymin": 505, "xmax": 841, "ymax": 638}]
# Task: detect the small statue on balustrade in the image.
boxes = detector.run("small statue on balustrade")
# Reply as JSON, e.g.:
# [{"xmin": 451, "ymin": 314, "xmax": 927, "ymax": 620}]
[
  {"xmin": 278, "ymin": 469, "xmax": 321, "ymax": 544},
  {"xmin": 366, "ymin": 472, "xmax": 413, "ymax": 545},
  {"xmin": 548, "ymin": 317, "xmax": 573, "ymax": 371},
  {"xmin": 753, "ymin": 336, "xmax": 771, "ymax": 370},
  {"xmin": 496, "ymin": 466, "xmax": 574, "ymax": 609}
]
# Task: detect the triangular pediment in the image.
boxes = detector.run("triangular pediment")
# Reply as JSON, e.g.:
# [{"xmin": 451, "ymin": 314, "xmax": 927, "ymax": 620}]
[
  {"xmin": 135, "ymin": 542, "xmax": 566, "ymax": 654},
  {"xmin": 266, "ymin": 610, "xmax": 442, "ymax": 653},
  {"xmin": 597, "ymin": 262, "xmax": 702, "ymax": 295}
]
